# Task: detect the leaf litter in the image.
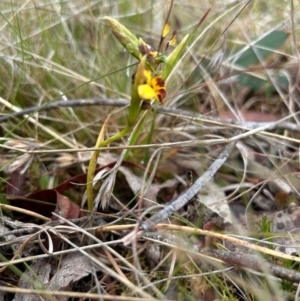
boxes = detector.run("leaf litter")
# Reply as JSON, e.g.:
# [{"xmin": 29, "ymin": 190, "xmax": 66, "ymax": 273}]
[{"xmin": 3, "ymin": 127, "xmax": 300, "ymax": 300}]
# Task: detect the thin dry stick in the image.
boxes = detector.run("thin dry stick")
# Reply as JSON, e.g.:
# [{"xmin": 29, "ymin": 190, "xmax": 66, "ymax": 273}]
[
  {"xmin": 140, "ymin": 137, "xmax": 237, "ymax": 231},
  {"xmin": 144, "ymin": 232, "xmax": 300, "ymax": 283},
  {"xmin": 2, "ymin": 97, "xmax": 300, "ymax": 131},
  {"xmin": 203, "ymin": 248, "xmax": 300, "ymax": 283},
  {"xmin": 0, "ymin": 98, "xmax": 128, "ymax": 123},
  {"xmin": 0, "ymin": 286, "xmax": 156, "ymax": 301}
]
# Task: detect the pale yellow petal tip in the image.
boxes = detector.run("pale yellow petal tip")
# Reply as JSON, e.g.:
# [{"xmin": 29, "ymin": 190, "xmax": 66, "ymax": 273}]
[
  {"xmin": 163, "ymin": 21, "xmax": 170, "ymax": 38},
  {"xmin": 168, "ymin": 32, "xmax": 177, "ymax": 46}
]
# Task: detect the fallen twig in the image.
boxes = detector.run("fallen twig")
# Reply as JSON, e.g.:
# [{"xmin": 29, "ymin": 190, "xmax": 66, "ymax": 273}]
[
  {"xmin": 140, "ymin": 138, "xmax": 237, "ymax": 231},
  {"xmin": 203, "ymin": 248, "xmax": 300, "ymax": 283},
  {"xmin": 1, "ymin": 97, "xmax": 300, "ymax": 132},
  {"xmin": 143, "ymin": 231, "xmax": 300, "ymax": 283}
]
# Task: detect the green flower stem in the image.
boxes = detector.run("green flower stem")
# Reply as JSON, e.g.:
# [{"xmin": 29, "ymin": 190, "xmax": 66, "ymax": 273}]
[
  {"xmin": 87, "ymin": 58, "xmax": 146, "ymax": 211},
  {"xmin": 142, "ymin": 107, "xmax": 157, "ymax": 164},
  {"xmin": 128, "ymin": 56, "xmax": 145, "ymax": 126},
  {"xmin": 124, "ymin": 111, "xmax": 147, "ymax": 160},
  {"xmin": 86, "ymin": 125, "xmax": 131, "ymax": 211}
]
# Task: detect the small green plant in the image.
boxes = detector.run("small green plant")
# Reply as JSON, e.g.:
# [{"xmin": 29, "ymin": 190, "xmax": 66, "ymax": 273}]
[
  {"xmin": 258, "ymin": 214, "xmax": 272, "ymax": 234},
  {"xmin": 256, "ymin": 215, "xmax": 274, "ymax": 260}
]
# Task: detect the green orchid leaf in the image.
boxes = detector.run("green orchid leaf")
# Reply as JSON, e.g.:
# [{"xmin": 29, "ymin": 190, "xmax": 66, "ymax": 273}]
[
  {"xmin": 231, "ymin": 30, "xmax": 289, "ymax": 68},
  {"xmin": 162, "ymin": 34, "xmax": 189, "ymax": 80},
  {"xmin": 238, "ymin": 73, "xmax": 288, "ymax": 92}
]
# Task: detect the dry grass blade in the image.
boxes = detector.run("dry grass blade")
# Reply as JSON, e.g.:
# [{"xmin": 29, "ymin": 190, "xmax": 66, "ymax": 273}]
[{"xmin": 0, "ymin": 286, "xmax": 157, "ymax": 301}]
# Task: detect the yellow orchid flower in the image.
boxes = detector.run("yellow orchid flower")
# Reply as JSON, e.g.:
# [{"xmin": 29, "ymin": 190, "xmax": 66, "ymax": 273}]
[{"xmin": 138, "ymin": 69, "xmax": 166, "ymax": 103}]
